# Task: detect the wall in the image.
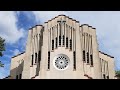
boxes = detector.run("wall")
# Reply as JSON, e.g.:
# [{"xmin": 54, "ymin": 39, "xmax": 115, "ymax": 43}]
[{"xmin": 10, "ymin": 52, "xmax": 25, "ymax": 79}]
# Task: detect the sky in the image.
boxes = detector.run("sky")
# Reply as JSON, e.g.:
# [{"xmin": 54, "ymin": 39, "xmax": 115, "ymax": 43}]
[{"xmin": 0, "ymin": 11, "xmax": 120, "ymax": 79}]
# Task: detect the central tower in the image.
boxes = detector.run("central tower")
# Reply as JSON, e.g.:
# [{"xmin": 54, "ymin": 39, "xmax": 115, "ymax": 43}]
[{"xmin": 22, "ymin": 15, "xmax": 102, "ymax": 79}]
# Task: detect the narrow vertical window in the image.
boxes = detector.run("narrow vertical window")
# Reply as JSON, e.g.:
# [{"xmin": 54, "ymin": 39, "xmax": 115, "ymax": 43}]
[
  {"xmin": 35, "ymin": 53, "xmax": 37, "ymax": 63},
  {"xmin": 70, "ymin": 39, "xmax": 72, "ymax": 50},
  {"xmin": 59, "ymin": 36, "xmax": 61, "ymax": 46},
  {"xmin": 52, "ymin": 40, "xmax": 54, "ymax": 50},
  {"xmin": 66, "ymin": 37, "xmax": 68, "ymax": 48},
  {"xmin": 87, "ymin": 52, "xmax": 89, "ymax": 64},
  {"xmin": 103, "ymin": 74, "xmax": 106, "ymax": 79},
  {"xmin": 31, "ymin": 54, "xmax": 34, "ymax": 65},
  {"xmin": 83, "ymin": 50, "xmax": 85, "ymax": 62},
  {"xmin": 48, "ymin": 51, "xmax": 50, "ymax": 70},
  {"xmin": 59, "ymin": 23, "xmax": 61, "ymax": 46},
  {"xmin": 56, "ymin": 37, "xmax": 57, "ymax": 48},
  {"xmin": 90, "ymin": 54, "xmax": 93, "ymax": 66},
  {"xmin": 63, "ymin": 35, "xmax": 65, "ymax": 46},
  {"xmin": 19, "ymin": 74, "xmax": 22, "ymax": 79},
  {"xmin": 107, "ymin": 61, "xmax": 109, "ymax": 79},
  {"xmin": 38, "ymin": 51, "xmax": 41, "ymax": 63},
  {"xmin": 73, "ymin": 51, "xmax": 76, "ymax": 70},
  {"xmin": 59, "ymin": 23, "xmax": 61, "ymax": 37},
  {"xmin": 16, "ymin": 75, "xmax": 18, "ymax": 79}
]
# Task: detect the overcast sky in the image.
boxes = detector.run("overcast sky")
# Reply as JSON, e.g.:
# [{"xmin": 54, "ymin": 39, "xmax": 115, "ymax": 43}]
[{"xmin": 0, "ymin": 11, "xmax": 120, "ymax": 79}]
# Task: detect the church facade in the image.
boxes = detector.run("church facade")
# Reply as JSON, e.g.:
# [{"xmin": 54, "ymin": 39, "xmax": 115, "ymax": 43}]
[{"xmin": 9, "ymin": 15, "xmax": 115, "ymax": 79}]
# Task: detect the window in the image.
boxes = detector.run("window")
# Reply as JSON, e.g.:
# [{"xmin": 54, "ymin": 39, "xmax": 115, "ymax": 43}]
[
  {"xmin": 63, "ymin": 35, "xmax": 65, "ymax": 46},
  {"xmin": 19, "ymin": 74, "xmax": 22, "ymax": 79},
  {"xmin": 38, "ymin": 51, "xmax": 41, "ymax": 63},
  {"xmin": 83, "ymin": 50, "xmax": 85, "ymax": 62},
  {"xmin": 59, "ymin": 36, "xmax": 61, "ymax": 46},
  {"xmin": 107, "ymin": 76, "xmax": 109, "ymax": 79},
  {"xmin": 31, "ymin": 54, "xmax": 34, "ymax": 65},
  {"xmin": 48, "ymin": 51, "xmax": 50, "ymax": 70},
  {"xmin": 52, "ymin": 40, "xmax": 54, "ymax": 50},
  {"xmin": 56, "ymin": 37, "xmax": 57, "ymax": 48},
  {"xmin": 103, "ymin": 74, "xmax": 106, "ymax": 79},
  {"xmin": 35, "ymin": 53, "xmax": 37, "ymax": 63},
  {"xmin": 54, "ymin": 54, "xmax": 69, "ymax": 70},
  {"xmin": 70, "ymin": 39, "xmax": 72, "ymax": 50},
  {"xmin": 66, "ymin": 37, "xmax": 68, "ymax": 48},
  {"xmin": 16, "ymin": 75, "xmax": 18, "ymax": 79},
  {"xmin": 90, "ymin": 54, "xmax": 93, "ymax": 66},
  {"xmin": 73, "ymin": 51, "xmax": 76, "ymax": 70},
  {"xmin": 87, "ymin": 52, "xmax": 89, "ymax": 64}
]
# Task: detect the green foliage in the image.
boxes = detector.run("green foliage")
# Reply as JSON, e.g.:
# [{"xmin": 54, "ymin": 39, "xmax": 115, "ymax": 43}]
[
  {"xmin": 0, "ymin": 36, "xmax": 5, "ymax": 67},
  {"xmin": 116, "ymin": 71, "xmax": 120, "ymax": 75},
  {"xmin": 0, "ymin": 37, "xmax": 5, "ymax": 57},
  {"xmin": 0, "ymin": 61, "xmax": 4, "ymax": 67},
  {"xmin": 115, "ymin": 70, "xmax": 120, "ymax": 79}
]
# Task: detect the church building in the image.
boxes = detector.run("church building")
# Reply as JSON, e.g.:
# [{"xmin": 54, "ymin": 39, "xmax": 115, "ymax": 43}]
[{"xmin": 9, "ymin": 15, "xmax": 115, "ymax": 79}]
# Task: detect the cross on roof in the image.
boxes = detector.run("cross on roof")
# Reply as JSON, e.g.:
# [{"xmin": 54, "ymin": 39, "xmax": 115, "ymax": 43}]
[{"xmin": 57, "ymin": 18, "xmax": 66, "ymax": 24}]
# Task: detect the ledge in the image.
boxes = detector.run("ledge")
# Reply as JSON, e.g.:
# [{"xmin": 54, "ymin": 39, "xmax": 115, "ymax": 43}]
[
  {"xmin": 12, "ymin": 52, "xmax": 25, "ymax": 58},
  {"xmin": 80, "ymin": 24, "xmax": 96, "ymax": 29},
  {"xmin": 84, "ymin": 74, "xmax": 93, "ymax": 79},
  {"xmin": 99, "ymin": 51, "xmax": 114, "ymax": 58},
  {"xmin": 81, "ymin": 24, "xmax": 89, "ymax": 27},
  {"xmin": 29, "ymin": 25, "xmax": 43, "ymax": 30},
  {"xmin": 43, "ymin": 14, "xmax": 79, "ymax": 25}
]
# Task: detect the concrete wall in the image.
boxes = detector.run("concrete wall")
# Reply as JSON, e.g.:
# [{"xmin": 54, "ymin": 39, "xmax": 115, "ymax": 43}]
[
  {"xmin": 10, "ymin": 52, "xmax": 25, "ymax": 79},
  {"xmin": 9, "ymin": 15, "xmax": 115, "ymax": 79},
  {"xmin": 99, "ymin": 51, "xmax": 115, "ymax": 79}
]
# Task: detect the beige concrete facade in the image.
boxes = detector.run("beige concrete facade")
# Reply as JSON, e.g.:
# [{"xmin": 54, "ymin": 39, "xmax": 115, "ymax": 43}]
[{"xmin": 9, "ymin": 15, "xmax": 115, "ymax": 79}]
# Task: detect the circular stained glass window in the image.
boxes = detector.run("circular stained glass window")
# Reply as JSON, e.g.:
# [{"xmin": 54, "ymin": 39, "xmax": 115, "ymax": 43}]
[{"xmin": 53, "ymin": 54, "xmax": 69, "ymax": 70}]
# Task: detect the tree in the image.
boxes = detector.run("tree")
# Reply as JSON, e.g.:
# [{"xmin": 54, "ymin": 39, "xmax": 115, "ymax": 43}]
[
  {"xmin": 115, "ymin": 70, "xmax": 120, "ymax": 79},
  {"xmin": 0, "ymin": 37, "xmax": 5, "ymax": 57},
  {"xmin": 0, "ymin": 61, "xmax": 4, "ymax": 67},
  {"xmin": 0, "ymin": 36, "xmax": 5, "ymax": 67}
]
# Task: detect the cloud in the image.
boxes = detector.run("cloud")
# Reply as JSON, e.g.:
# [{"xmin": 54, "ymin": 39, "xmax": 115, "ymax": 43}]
[
  {"xmin": 0, "ymin": 11, "xmax": 27, "ymax": 79},
  {"xmin": 13, "ymin": 49, "xmax": 20, "ymax": 56},
  {"xmin": 0, "ymin": 11, "xmax": 25, "ymax": 44}
]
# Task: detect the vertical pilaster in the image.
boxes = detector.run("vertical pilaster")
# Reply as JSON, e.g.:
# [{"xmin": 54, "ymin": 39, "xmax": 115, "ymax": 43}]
[
  {"xmin": 22, "ymin": 29, "xmax": 32, "ymax": 79},
  {"xmin": 91, "ymin": 27, "xmax": 102, "ymax": 79}
]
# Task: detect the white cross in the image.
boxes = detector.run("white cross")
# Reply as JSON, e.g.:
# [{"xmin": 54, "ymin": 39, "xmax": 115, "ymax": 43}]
[
  {"xmin": 57, "ymin": 18, "xmax": 66, "ymax": 35},
  {"xmin": 57, "ymin": 18, "xmax": 66, "ymax": 24}
]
